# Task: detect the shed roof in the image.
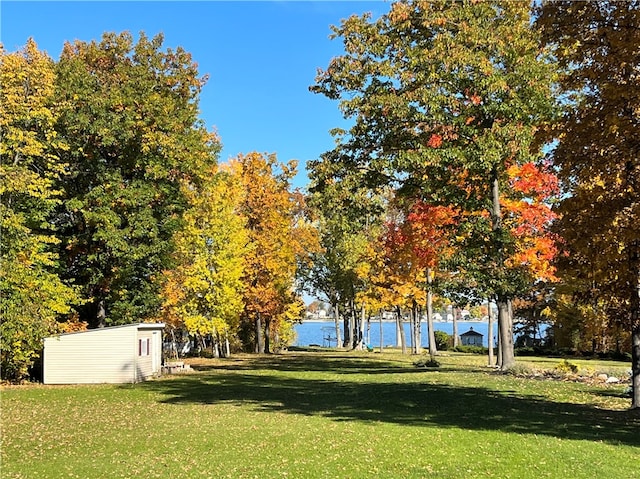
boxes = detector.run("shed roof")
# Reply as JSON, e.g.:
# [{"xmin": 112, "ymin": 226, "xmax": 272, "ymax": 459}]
[
  {"xmin": 47, "ymin": 322, "xmax": 165, "ymax": 338},
  {"xmin": 460, "ymin": 327, "xmax": 483, "ymax": 337}
]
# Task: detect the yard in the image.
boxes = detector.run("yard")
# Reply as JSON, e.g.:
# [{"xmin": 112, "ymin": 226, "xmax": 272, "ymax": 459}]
[{"xmin": 1, "ymin": 351, "xmax": 638, "ymax": 478}]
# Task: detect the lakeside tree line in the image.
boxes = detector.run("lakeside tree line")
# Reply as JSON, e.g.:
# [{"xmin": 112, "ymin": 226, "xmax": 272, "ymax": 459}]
[
  {"xmin": 1, "ymin": 0, "xmax": 638, "ymax": 408},
  {"xmin": 0, "ymin": 33, "xmax": 317, "ymax": 380}
]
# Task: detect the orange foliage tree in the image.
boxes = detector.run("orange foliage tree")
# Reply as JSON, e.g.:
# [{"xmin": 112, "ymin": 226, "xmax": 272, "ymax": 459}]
[{"xmin": 231, "ymin": 152, "xmax": 314, "ymax": 353}]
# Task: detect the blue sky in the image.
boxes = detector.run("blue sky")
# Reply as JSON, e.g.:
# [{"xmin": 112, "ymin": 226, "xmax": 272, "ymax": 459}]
[{"xmin": 1, "ymin": 1, "xmax": 388, "ymax": 189}]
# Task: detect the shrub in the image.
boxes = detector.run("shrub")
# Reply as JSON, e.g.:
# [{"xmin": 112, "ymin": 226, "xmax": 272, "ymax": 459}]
[
  {"xmin": 452, "ymin": 345, "xmax": 487, "ymax": 355},
  {"xmin": 414, "ymin": 357, "xmax": 441, "ymax": 368},
  {"xmin": 433, "ymin": 331, "xmax": 450, "ymax": 351},
  {"xmin": 504, "ymin": 363, "xmax": 536, "ymax": 377},
  {"xmin": 555, "ymin": 359, "xmax": 578, "ymax": 374}
]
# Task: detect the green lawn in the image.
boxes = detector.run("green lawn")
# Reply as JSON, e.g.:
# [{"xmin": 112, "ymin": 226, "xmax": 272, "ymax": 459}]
[{"xmin": 2, "ymin": 351, "xmax": 638, "ymax": 479}]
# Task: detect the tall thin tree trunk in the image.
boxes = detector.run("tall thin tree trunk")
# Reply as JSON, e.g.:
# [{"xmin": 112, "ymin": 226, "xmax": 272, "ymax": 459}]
[
  {"xmin": 255, "ymin": 313, "xmax": 264, "ymax": 354},
  {"xmin": 497, "ymin": 297, "xmax": 515, "ymax": 369},
  {"xmin": 630, "ymin": 242, "xmax": 640, "ymax": 409},
  {"xmin": 212, "ymin": 336, "xmax": 220, "ymax": 358},
  {"xmin": 426, "ymin": 269, "xmax": 437, "ymax": 359},
  {"xmin": 497, "ymin": 320, "xmax": 503, "ymax": 367},
  {"xmin": 342, "ymin": 302, "xmax": 350, "ymax": 348},
  {"xmin": 264, "ymin": 317, "xmax": 272, "ymax": 354},
  {"xmin": 487, "ymin": 299, "xmax": 495, "ymax": 367},
  {"xmin": 379, "ymin": 309, "xmax": 384, "ymax": 353},
  {"xmin": 413, "ymin": 302, "xmax": 422, "ymax": 355},
  {"xmin": 452, "ymin": 307, "xmax": 459, "ymax": 348},
  {"xmin": 333, "ymin": 302, "xmax": 343, "ymax": 348},
  {"xmin": 396, "ymin": 306, "xmax": 407, "ymax": 354},
  {"xmin": 96, "ymin": 300, "xmax": 106, "ymax": 328},
  {"xmin": 408, "ymin": 307, "xmax": 414, "ymax": 353},
  {"xmin": 360, "ymin": 306, "xmax": 366, "ymax": 350},
  {"xmin": 350, "ymin": 299, "xmax": 358, "ymax": 349},
  {"xmin": 490, "ymin": 165, "xmax": 515, "ymax": 369}
]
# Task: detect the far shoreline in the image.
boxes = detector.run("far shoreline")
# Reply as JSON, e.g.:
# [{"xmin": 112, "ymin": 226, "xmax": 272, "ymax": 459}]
[{"xmin": 301, "ymin": 318, "xmax": 488, "ymax": 323}]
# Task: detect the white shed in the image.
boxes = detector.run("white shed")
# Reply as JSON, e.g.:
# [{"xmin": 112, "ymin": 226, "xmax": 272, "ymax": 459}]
[{"xmin": 43, "ymin": 323, "xmax": 165, "ymax": 384}]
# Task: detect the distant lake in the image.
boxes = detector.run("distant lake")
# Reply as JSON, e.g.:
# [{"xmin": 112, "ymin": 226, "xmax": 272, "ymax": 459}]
[{"xmin": 294, "ymin": 320, "xmax": 547, "ymax": 349}]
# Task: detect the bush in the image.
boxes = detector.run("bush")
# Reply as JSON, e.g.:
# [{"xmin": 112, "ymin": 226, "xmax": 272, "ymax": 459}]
[
  {"xmin": 433, "ymin": 331, "xmax": 450, "ymax": 351},
  {"xmin": 414, "ymin": 357, "xmax": 441, "ymax": 368},
  {"xmin": 452, "ymin": 345, "xmax": 487, "ymax": 355},
  {"xmin": 555, "ymin": 359, "xmax": 578, "ymax": 374},
  {"xmin": 505, "ymin": 363, "xmax": 537, "ymax": 377}
]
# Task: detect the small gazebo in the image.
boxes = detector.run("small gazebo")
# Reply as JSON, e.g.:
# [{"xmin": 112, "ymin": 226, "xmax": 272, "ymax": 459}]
[{"xmin": 460, "ymin": 327, "xmax": 483, "ymax": 347}]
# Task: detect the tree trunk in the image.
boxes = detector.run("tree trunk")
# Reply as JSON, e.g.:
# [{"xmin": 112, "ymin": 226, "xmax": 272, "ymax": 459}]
[
  {"xmin": 349, "ymin": 300, "xmax": 358, "ymax": 349},
  {"xmin": 396, "ymin": 306, "xmax": 407, "ymax": 354},
  {"xmin": 487, "ymin": 299, "xmax": 495, "ymax": 367},
  {"xmin": 632, "ymin": 321, "xmax": 640, "ymax": 410},
  {"xmin": 452, "ymin": 307, "xmax": 459, "ymax": 348},
  {"xmin": 212, "ymin": 336, "xmax": 220, "ymax": 358},
  {"xmin": 426, "ymin": 283, "xmax": 437, "ymax": 358},
  {"xmin": 255, "ymin": 313, "xmax": 264, "ymax": 354},
  {"xmin": 497, "ymin": 322, "xmax": 503, "ymax": 367},
  {"xmin": 264, "ymin": 317, "xmax": 271, "ymax": 354},
  {"xmin": 342, "ymin": 303, "xmax": 350, "ymax": 348},
  {"xmin": 96, "ymin": 300, "xmax": 106, "ymax": 328},
  {"xmin": 425, "ymin": 269, "xmax": 436, "ymax": 358},
  {"xmin": 490, "ymin": 164, "xmax": 516, "ymax": 368},
  {"xmin": 630, "ymin": 243, "xmax": 640, "ymax": 409},
  {"xmin": 379, "ymin": 309, "xmax": 384, "ymax": 353},
  {"xmin": 333, "ymin": 302, "xmax": 343, "ymax": 348},
  {"xmin": 497, "ymin": 297, "xmax": 515, "ymax": 369},
  {"xmin": 353, "ymin": 306, "xmax": 365, "ymax": 350},
  {"xmin": 408, "ymin": 307, "xmax": 414, "ymax": 353},
  {"xmin": 413, "ymin": 302, "xmax": 422, "ymax": 355}
]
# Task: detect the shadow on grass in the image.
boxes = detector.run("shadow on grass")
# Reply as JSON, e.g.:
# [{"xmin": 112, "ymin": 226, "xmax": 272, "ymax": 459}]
[{"xmin": 140, "ymin": 352, "xmax": 640, "ymax": 447}]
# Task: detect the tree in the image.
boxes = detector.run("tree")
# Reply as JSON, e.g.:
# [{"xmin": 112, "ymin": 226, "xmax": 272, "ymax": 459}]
[
  {"xmin": 232, "ymin": 152, "xmax": 308, "ymax": 353},
  {"xmin": 407, "ymin": 201, "xmax": 458, "ymax": 357},
  {"xmin": 311, "ymin": 0, "xmax": 558, "ymax": 369},
  {"xmin": 0, "ymin": 40, "xmax": 81, "ymax": 380},
  {"xmin": 304, "ymin": 171, "xmax": 383, "ymax": 349},
  {"xmin": 157, "ymin": 164, "xmax": 249, "ymax": 356},
  {"xmin": 54, "ymin": 32, "xmax": 217, "ymax": 327},
  {"xmin": 538, "ymin": 0, "xmax": 640, "ymax": 407}
]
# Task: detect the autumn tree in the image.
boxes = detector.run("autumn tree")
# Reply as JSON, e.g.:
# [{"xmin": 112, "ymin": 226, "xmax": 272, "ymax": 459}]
[
  {"xmin": 538, "ymin": 0, "xmax": 640, "ymax": 407},
  {"xmin": 311, "ymin": 0, "xmax": 558, "ymax": 369},
  {"xmin": 232, "ymin": 152, "xmax": 309, "ymax": 354},
  {"xmin": 157, "ymin": 164, "xmax": 249, "ymax": 357},
  {"xmin": 406, "ymin": 201, "xmax": 458, "ymax": 357},
  {"xmin": 54, "ymin": 32, "xmax": 217, "ymax": 327},
  {"xmin": 0, "ymin": 40, "xmax": 81, "ymax": 380},
  {"xmin": 304, "ymin": 167, "xmax": 384, "ymax": 349}
]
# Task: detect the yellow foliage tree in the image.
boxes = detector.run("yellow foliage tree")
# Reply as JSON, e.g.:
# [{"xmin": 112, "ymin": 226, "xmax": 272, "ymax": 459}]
[
  {"xmin": 0, "ymin": 39, "xmax": 81, "ymax": 380},
  {"xmin": 158, "ymin": 164, "xmax": 249, "ymax": 357}
]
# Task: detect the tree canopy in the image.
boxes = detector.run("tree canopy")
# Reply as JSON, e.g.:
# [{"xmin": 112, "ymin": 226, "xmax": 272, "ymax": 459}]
[
  {"xmin": 0, "ymin": 39, "xmax": 81, "ymax": 380},
  {"xmin": 310, "ymin": 0, "xmax": 558, "ymax": 368},
  {"xmin": 538, "ymin": 0, "xmax": 640, "ymax": 408},
  {"xmin": 54, "ymin": 32, "xmax": 218, "ymax": 327}
]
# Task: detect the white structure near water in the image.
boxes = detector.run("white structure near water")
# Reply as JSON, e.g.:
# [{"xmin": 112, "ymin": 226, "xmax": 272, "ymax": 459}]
[{"xmin": 43, "ymin": 323, "xmax": 164, "ymax": 384}]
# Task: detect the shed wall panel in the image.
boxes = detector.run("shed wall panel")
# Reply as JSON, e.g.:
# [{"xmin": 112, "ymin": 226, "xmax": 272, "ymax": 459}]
[{"xmin": 44, "ymin": 326, "xmax": 136, "ymax": 384}]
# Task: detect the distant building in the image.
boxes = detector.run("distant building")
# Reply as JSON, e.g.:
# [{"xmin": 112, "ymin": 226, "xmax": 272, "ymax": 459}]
[{"xmin": 460, "ymin": 327, "xmax": 483, "ymax": 347}]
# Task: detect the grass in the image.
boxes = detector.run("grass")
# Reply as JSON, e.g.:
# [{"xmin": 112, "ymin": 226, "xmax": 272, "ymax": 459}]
[{"xmin": 1, "ymin": 351, "xmax": 638, "ymax": 479}]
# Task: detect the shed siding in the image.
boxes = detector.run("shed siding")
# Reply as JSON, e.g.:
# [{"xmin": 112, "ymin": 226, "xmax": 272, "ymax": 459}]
[
  {"xmin": 44, "ymin": 326, "xmax": 136, "ymax": 384},
  {"xmin": 135, "ymin": 329, "xmax": 162, "ymax": 381}
]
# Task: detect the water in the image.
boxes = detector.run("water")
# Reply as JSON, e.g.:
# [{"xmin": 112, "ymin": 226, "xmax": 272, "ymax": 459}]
[{"xmin": 294, "ymin": 320, "xmax": 546, "ymax": 348}]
